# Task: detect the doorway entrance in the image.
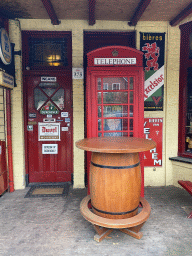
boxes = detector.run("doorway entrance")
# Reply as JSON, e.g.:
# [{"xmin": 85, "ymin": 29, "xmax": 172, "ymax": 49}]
[{"xmin": 22, "ymin": 31, "xmax": 72, "ymax": 184}]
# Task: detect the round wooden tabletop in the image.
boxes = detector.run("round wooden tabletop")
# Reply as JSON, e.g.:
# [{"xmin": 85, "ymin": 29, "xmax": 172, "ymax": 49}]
[{"xmin": 76, "ymin": 137, "xmax": 156, "ymax": 153}]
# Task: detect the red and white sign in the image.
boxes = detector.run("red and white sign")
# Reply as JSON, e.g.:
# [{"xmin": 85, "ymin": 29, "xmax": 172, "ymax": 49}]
[
  {"xmin": 38, "ymin": 122, "xmax": 60, "ymax": 141},
  {"xmin": 144, "ymin": 118, "xmax": 163, "ymax": 166}
]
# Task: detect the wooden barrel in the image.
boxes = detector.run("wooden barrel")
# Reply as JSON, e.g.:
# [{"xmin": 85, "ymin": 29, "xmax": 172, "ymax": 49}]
[{"xmin": 90, "ymin": 152, "xmax": 141, "ymax": 219}]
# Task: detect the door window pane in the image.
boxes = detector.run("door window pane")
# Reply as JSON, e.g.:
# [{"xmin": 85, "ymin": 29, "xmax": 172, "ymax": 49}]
[
  {"xmin": 40, "ymin": 101, "xmax": 59, "ymax": 115},
  {"xmin": 29, "ymin": 38, "xmax": 68, "ymax": 67},
  {"xmin": 186, "ymin": 68, "xmax": 192, "ymax": 151},
  {"xmin": 52, "ymin": 89, "xmax": 64, "ymax": 110},
  {"xmin": 34, "ymin": 88, "xmax": 48, "ymax": 110}
]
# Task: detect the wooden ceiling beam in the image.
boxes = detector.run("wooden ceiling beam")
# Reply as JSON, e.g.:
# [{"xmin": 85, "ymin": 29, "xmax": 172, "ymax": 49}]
[
  {"xmin": 41, "ymin": 0, "xmax": 60, "ymax": 25},
  {"xmin": 88, "ymin": 0, "xmax": 96, "ymax": 26},
  {"xmin": 128, "ymin": 0, "xmax": 151, "ymax": 26},
  {"xmin": 170, "ymin": 2, "xmax": 192, "ymax": 26}
]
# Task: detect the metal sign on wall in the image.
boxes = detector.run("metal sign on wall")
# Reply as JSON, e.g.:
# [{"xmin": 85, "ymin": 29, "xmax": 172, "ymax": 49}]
[
  {"xmin": 140, "ymin": 33, "xmax": 165, "ymax": 111},
  {"xmin": 144, "ymin": 118, "xmax": 163, "ymax": 166}
]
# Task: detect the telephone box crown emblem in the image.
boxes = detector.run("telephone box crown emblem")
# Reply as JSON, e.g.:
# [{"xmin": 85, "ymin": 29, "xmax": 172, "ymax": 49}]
[{"xmin": 112, "ymin": 49, "xmax": 119, "ymax": 57}]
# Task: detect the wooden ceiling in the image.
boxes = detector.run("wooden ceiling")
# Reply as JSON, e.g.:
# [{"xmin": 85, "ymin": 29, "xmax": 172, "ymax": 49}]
[{"xmin": 0, "ymin": 0, "xmax": 192, "ymax": 26}]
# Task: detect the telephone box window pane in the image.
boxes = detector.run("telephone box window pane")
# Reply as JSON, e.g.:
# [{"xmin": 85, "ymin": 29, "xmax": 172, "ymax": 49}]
[
  {"xmin": 98, "ymin": 92, "xmax": 101, "ymax": 104},
  {"xmin": 130, "ymin": 91, "xmax": 133, "ymax": 104},
  {"xmin": 104, "ymin": 132, "xmax": 128, "ymax": 137},
  {"xmin": 104, "ymin": 119, "xmax": 122, "ymax": 131},
  {"xmin": 34, "ymin": 88, "xmax": 48, "ymax": 110},
  {"xmin": 103, "ymin": 77, "xmax": 128, "ymax": 90},
  {"xmin": 112, "ymin": 83, "xmax": 120, "ymax": 90},
  {"xmin": 52, "ymin": 89, "xmax": 64, "ymax": 110},
  {"xmin": 97, "ymin": 78, "xmax": 101, "ymax": 90},
  {"xmin": 98, "ymin": 133, "xmax": 102, "ymax": 137},
  {"xmin": 130, "ymin": 105, "xmax": 133, "ymax": 117},
  {"xmin": 103, "ymin": 105, "xmax": 128, "ymax": 117},
  {"xmin": 98, "ymin": 106, "xmax": 101, "ymax": 117},
  {"xmin": 129, "ymin": 132, "xmax": 133, "ymax": 137},
  {"xmin": 130, "ymin": 77, "xmax": 134, "ymax": 90},
  {"xmin": 122, "ymin": 119, "xmax": 128, "ymax": 130},
  {"xmin": 98, "ymin": 119, "xmax": 101, "ymax": 131},
  {"xmin": 103, "ymin": 92, "xmax": 128, "ymax": 104},
  {"xmin": 103, "ymin": 83, "xmax": 108, "ymax": 90},
  {"xmin": 130, "ymin": 119, "xmax": 133, "ymax": 130}
]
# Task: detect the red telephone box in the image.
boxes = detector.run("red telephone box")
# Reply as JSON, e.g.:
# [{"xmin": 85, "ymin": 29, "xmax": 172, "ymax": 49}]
[{"xmin": 86, "ymin": 46, "xmax": 145, "ymax": 196}]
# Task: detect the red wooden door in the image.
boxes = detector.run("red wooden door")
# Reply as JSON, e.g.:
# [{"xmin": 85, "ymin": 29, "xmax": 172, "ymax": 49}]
[{"xmin": 25, "ymin": 72, "xmax": 73, "ymax": 183}]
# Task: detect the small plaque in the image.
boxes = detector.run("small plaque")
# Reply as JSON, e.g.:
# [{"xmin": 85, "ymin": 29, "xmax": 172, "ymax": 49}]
[
  {"xmin": 62, "ymin": 127, "xmax": 68, "ymax": 131},
  {"xmin": 27, "ymin": 125, "xmax": 33, "ymax": 131},
  {"xmin": 29, "ymin": 113, "xmax": 36, "ymax": 118},
  {"xmin": 61, "ymin": 112, "xmax": 68, "ymax": 118},
  {"xmin": 65, "ymin": 118, "xmax": 70, "ymax": 123},
  {"xmin": 43, "ymin": 118, "xmax": 55, "ymax": 122},
  {"xmin": 72, "ymin": 68, "xmax": 84, "ymax": 79},
  {"xmin": 42, "ymin": 144, "xmax": 58, "ymax": 154}
]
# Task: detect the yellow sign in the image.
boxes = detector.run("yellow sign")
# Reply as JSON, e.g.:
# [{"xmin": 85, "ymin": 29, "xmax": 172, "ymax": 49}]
[{"xmin": 0, "ymin": 71, "xmax": 14, "ymax": 89}]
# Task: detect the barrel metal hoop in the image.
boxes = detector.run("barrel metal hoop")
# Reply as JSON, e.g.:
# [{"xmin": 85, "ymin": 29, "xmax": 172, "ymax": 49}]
[
  {"xmin": 91, "ymin": 204, "xmax": 139, "ymax": 215},
  {"xmin": 91, "ymin": 161, "xmax": 140, "ymax": 169}
]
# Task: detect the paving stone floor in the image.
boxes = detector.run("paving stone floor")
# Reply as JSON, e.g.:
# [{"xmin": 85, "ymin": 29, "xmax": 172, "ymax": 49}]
[{"xmin": 0, "ymin": 186, "xmax": 192, "ymax": 256}]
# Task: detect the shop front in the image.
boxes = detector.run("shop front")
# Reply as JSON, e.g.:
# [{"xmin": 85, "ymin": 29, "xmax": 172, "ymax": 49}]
[{"xmin": 2, "ymin": 0, "xmax": 192, "ymax": 191}]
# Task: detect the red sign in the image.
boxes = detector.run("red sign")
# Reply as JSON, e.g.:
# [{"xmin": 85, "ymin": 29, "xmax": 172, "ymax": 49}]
[{"xmin": 144, "ymin": 118, "xmax": 163, "ymax": 166}]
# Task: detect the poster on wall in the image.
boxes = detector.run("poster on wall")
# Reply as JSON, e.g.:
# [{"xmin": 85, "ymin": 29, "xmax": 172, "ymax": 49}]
[
  {"xmin": 140, "ymin": 33, "xmax": 165, "ymax": 111},
  {"xmin": 144, "ymin": 118, "xmax": 163, "ymax": 167}
]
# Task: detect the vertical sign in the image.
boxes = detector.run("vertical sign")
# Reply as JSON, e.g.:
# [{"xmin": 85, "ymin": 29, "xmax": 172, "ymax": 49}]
[
  {"xmin": 140, "ymin": 33, "xmax": 165, "ymax": 111},
  {"xmin": 144, "ymin": 118, "xmax": 163, "ymax": 166}
]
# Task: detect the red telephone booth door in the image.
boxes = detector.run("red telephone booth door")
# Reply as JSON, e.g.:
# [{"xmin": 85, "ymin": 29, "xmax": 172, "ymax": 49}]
[
  {"xmin": 86, "ymin": 46, "xmax": 145, "ymax": 194},
  {"xmin": 25, "ymin": 73, "xmax": 73, "ymax": 183}
]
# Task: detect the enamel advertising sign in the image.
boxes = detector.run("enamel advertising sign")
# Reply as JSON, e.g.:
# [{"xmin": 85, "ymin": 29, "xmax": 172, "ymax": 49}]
[
  {"xmin": 38, "ymin": 123, "xmax": 60, "ymax": 141},
  {"xmin": 140, "ymin": 33, "xmax": 165, "ymax": 111},
  {"xmin": 144, "ymin": 118, "xmax": 163, "ymax": 166},
  {"xmin": 0, "ymin": 28, "xmax": 12, "ymax": 65}
]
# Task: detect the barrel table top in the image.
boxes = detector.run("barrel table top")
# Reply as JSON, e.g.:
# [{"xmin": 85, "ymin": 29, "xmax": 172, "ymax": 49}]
[{"xmin": 76, "ymin": 137, "xmax": 156, "ymax": 153}]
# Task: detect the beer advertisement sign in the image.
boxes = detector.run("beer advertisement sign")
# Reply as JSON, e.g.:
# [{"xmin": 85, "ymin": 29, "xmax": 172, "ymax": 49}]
[
  {"xmin": 38, "ymin": 123, "xmax": 60, "ymax": 141},
  {"xmin": 140, "ymin": 33, "xmax": 165, "ymax": 111},
  {"xmin": 144, "ymin": 118, "xmax": 163, "ymax": 167}
]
